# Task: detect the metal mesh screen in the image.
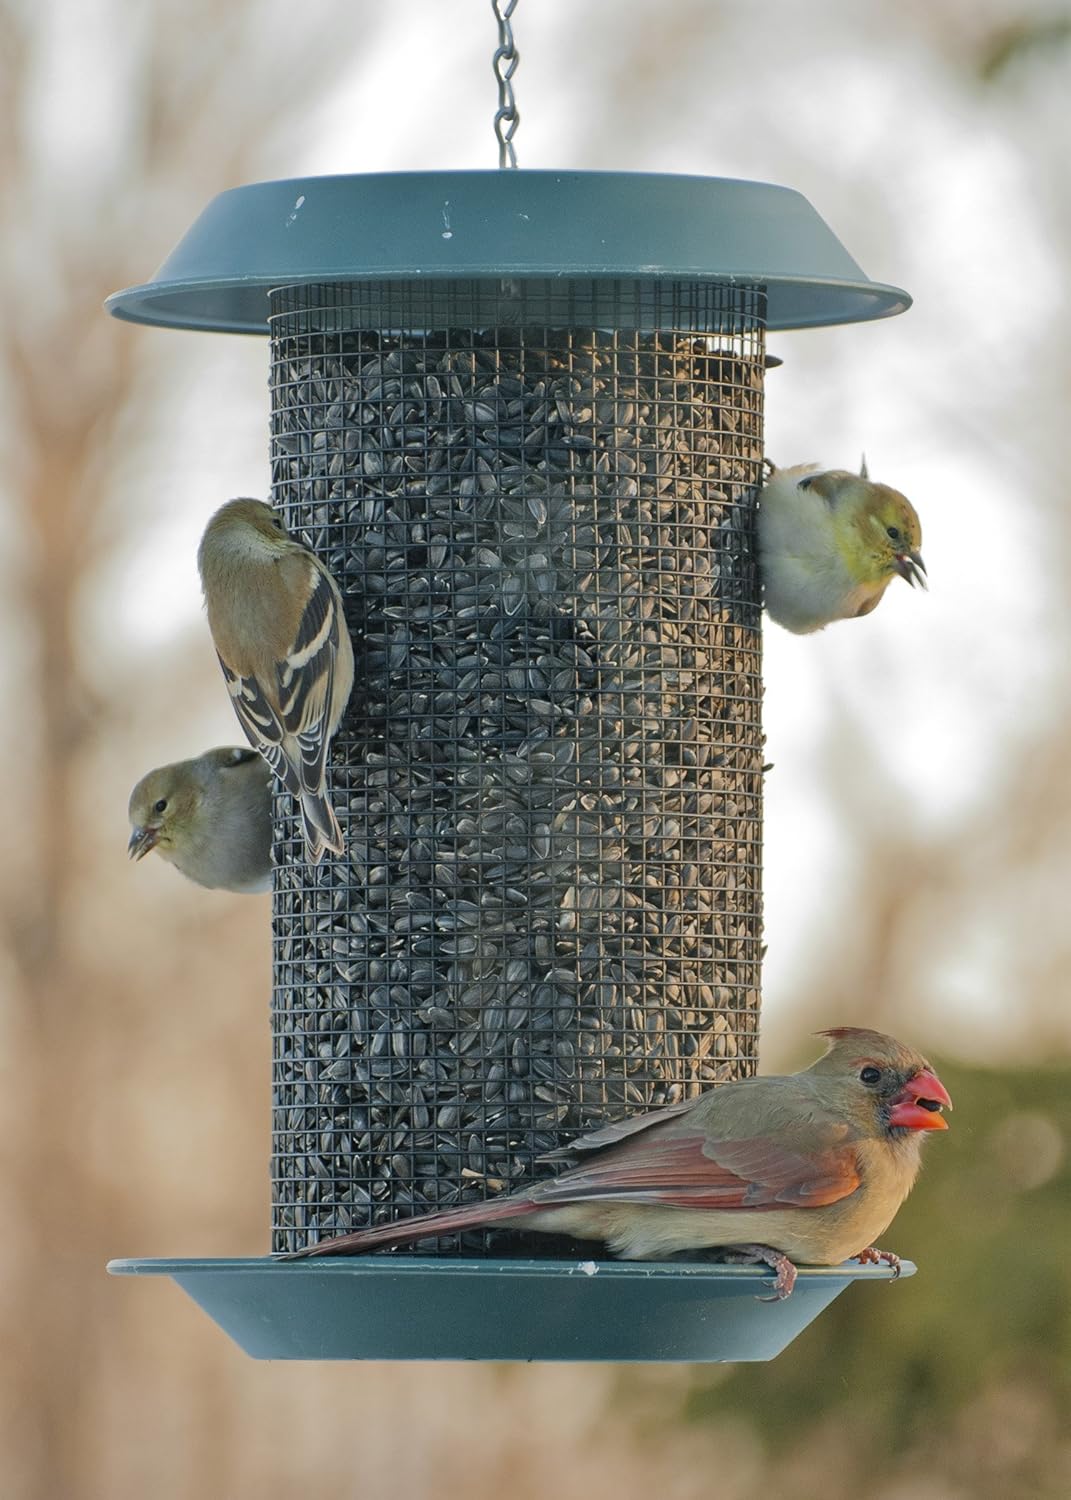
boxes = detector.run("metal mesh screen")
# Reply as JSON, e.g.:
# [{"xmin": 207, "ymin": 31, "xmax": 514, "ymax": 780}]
[{"xmin": 268, "ymin": 279, "xmax": 766, "ymax": 1254}]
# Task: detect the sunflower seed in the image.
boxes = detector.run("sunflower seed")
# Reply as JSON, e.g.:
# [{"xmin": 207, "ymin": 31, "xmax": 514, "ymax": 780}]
[{"xmin": 267, "ymin": 286, "xmax": 765, "ymax": 1253}]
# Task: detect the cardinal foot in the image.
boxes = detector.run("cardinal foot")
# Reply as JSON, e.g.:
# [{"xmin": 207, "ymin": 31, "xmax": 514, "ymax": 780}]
[
  {"xmin": 853, "ymin": 1246, "xmax": 902, "ymax": 1277},
  {"xmin": 727, "ymin": 1244, "xmax": 799, "ymax": 1300}
]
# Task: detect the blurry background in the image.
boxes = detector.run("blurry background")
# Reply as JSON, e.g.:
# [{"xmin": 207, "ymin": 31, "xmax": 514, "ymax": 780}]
[{"xmin": 1, "ymin": 0, "xmax": 1069, "ymax": 1496}]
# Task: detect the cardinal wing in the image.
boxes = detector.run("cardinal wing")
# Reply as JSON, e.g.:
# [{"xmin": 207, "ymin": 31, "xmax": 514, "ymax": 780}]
[
  {"xmin": 539, "ymin": 1100, "xmax": 698, "ymax": 1162},
  {"xmin": 530, "ymin": 1128, "xmax": 861, "ymax": 1212}
]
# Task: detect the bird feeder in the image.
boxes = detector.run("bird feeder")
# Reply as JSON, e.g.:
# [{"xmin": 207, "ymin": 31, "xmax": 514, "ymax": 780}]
[{"xmin": 107, "ymin": 169, "xmax": 913, "ymax": 1361}]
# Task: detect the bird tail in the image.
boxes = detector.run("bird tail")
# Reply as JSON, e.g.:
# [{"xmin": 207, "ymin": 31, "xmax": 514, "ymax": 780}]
[
  {"xmin": 281, "ymin": 1192, "xmax": 537, "ymax": 1258},
  {"xmin": 300, "ymin": 788, "xmax": 343, "ymax": 861}
]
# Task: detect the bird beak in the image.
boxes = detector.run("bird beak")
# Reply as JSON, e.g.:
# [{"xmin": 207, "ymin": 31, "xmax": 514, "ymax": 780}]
[
  {"xmin": 895, "ymin": 550, "xmax": 927, "ymax": 590},
  {"xmin": 887, "ymin": 1068, "xmax": 952, "ymax": 1131},
  {"xmin": 127, "ymin": 825, "xmax": 158, "ymax": 861}
]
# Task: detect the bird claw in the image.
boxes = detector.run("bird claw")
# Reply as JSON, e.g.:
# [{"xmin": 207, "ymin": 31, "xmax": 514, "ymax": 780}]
[
  {"xmin": 853, "ymin": 1246, "xmax": 902, "ymax": 1278},
  {"xmin": 758, "ymin": 1255, "xmax": 798, "ymax": 1302},
  {"xmin": 724, "ymin": 1244, "xmax": 798, "ymax": 1300}
]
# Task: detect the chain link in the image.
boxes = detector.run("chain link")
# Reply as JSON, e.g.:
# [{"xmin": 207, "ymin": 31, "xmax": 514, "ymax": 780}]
[{"xmin": 492, "ymin": 0, "xmax": 520, "ymax": 168}]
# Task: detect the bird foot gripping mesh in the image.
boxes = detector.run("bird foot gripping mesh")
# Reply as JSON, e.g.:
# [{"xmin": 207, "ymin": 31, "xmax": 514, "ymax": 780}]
[{"xmin": 268, "ymin": 278, "xmax": 766, "ymax": 1254}]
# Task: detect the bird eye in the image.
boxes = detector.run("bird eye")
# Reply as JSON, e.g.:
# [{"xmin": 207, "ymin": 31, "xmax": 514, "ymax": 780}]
[
  {"xmin": 886, "ymin": 525, "xmax": 901, "ymax": 543},
  {"xmin": 860, "ymin": 1066, "xmax": 882, "ymax": 1085},
  {"xmin": 153, "ymin": 798, "xmax": 168, "ymax": 815},
  {"xmin": 797, "ymin": 476, "xmax": 816, "ymax": 491}
]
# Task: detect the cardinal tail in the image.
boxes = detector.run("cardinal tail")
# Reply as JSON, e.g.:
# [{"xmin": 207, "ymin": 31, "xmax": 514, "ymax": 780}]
[{"xmin": 283, "ymin": 1194, "xmax": 535, "ymax": 1258}]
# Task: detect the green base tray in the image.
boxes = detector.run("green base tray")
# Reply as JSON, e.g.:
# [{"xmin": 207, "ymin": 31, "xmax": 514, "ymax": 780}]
[{"xmin": 107, "ymin": 1255, "xmax": 915, "ymax": 1362}]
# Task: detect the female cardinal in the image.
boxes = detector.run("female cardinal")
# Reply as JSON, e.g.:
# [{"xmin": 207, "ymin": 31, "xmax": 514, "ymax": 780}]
[{"xmin": 285, "ymin": 1027, "xmax": 951, "ymax": 1297}]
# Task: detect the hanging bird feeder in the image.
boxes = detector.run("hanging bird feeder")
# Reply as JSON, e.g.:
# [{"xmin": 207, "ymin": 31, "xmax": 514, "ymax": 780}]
[{"xmin": 107, "ymin": 4, "xmax": 912, "ymax": 1361}]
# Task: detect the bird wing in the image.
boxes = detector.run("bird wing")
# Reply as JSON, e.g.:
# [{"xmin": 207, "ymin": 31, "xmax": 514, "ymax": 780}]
[
  {"xmin": 539, "ymin": 1100, "xmax": 698, "ymax": 1160},
  {"xmin": 216, "ymin": 559, "xmax": 344, "ymax": 801},
  {"xmin": 274, "ymin": 559, "xmax": 345, "ymax": 799},
  {"xmin": 287, "ymin": 1131, "xmax": 861, "ymax": 1260},
  {"xmin": 217, "ymin": 654, "xmax": 299, "ymax": 797},
  {"xmin": 529, "ymin": 1127, "xmax": 861, "ymax": 1212},
  {"xmin": 215, "ymin": 746, "xmax": 263, "ymax": 772}
]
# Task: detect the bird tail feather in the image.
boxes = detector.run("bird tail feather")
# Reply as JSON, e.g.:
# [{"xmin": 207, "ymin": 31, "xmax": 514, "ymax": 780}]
[
  {"xmin": 300, "ymin": 789, "xmax": 343, "ymax": 861},
  {"xmin": 282, "ymin": 1193, "xmax": 535, "ymax": 1258}
]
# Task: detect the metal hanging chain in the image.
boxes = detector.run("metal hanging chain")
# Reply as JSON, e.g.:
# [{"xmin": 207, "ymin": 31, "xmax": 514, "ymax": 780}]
[{"xmin": 492, "ymin": 0, "xmax": 521, "ymax": 168}]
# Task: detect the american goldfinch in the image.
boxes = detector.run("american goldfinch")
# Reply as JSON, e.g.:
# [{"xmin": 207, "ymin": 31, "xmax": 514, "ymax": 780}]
[
  {"xmin": 197, "ymin": 498, "xmax": 354, "ymax": 861},
  {"xmin": 128, "ymin": 746, "xmax": 272, "ymax": 893},
  {"xmin": 758, "ymin": 459, "xmax": 926, "ymax": 634},
  {"xmin": 287, "ymin": 1027, "xmax": 951, "ymax": 1298}
]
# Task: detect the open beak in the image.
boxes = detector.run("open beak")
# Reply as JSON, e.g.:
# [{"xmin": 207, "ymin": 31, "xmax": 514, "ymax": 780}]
[
  {"xmin": 895, "ymin": 550, "xmax": 927, "ymax": 590},
  {"xmin": 127, "ymin": 825, "xmax": 158, "ymax": 861},
  {"xmin": 888, "ymin": 1068, "xmax": 952, "ymax": 1131}
]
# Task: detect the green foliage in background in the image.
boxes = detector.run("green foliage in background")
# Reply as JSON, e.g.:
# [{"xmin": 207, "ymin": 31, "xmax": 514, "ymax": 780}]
[
  {"xmin": 712, "ymin": 1059, "xmax": 1070, "ymax": 1432},
  {"xmin": 618, "ymin": 1059, "xmax": 1071, "ymax": 1498}
]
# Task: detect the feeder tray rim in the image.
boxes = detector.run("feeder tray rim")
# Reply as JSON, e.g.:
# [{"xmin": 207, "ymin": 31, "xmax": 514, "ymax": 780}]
[
  {"xmin": 107, "ymin": 1254, "xmax": 916, "ymax": 1282},
  {"xmin": 106, "ymin": 1256, "xmax": 915, "ymax": 1362}
]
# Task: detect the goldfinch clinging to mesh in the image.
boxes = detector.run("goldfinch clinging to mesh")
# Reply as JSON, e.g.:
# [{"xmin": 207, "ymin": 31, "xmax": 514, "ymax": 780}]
[
  {"xmin": 128, "ymin": 747, "xmax": 272, "ymax": 893},
  {"xmin": 197, "ymin": 498, "xmax": 355, "ymax": 861},
  {"xmin": 758, "ymin": 459, "xmax": 926, "ymax": 634}
]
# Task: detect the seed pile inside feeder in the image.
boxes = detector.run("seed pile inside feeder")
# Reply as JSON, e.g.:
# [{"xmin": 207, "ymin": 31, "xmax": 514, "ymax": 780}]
[{"xmin": 268, "ymin": 285, "xmax": 765, "ymax": 1254}]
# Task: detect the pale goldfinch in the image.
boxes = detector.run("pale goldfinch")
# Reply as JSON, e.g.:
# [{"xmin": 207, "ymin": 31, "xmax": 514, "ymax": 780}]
[
  {"xmin": 197, "ymin": 498, "xmax": 355, "ymax": 861},
  {"xmin": 758, "ymin": 459, "xmax": 926, "ymax": 634},
  {"xmin": 128, "ymin": 747, "xmax": 272, "ymax": 893}
]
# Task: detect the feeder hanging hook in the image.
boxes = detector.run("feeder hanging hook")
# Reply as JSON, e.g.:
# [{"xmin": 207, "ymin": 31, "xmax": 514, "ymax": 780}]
[{"xmin": 492, "ymin": 0, "xmax": 521, "ymax": 168}]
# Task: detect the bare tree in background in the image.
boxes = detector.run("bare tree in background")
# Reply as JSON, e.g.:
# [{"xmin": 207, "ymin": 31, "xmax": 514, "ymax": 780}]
[
  {"xmin": 779, "ymin": 19, "xmax": 1071, "ymax": 1060},
  {"xmin": 0, "ymin": 5, "xmax": 381, "ymax": 1494}
]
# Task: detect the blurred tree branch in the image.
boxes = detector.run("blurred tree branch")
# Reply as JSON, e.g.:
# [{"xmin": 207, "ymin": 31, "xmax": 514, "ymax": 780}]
[
  {"xmin": 0, "ymin": 5, "xmax": 378, "ymax": 1495},
  {"xmin": 976, "ymin": 15, "xmax": 1071, "ymax": 82}
]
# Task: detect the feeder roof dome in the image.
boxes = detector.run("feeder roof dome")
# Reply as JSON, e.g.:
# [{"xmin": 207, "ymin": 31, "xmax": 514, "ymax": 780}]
[{"xmin": 106, "ymin": 171, "xmax": 910, "ymax": 335}]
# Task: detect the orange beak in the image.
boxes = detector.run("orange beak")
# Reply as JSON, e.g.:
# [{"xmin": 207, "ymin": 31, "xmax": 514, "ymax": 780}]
[{"xmin": 887, "ymin": 1068, "xmax": 952, "ymax": 1131}]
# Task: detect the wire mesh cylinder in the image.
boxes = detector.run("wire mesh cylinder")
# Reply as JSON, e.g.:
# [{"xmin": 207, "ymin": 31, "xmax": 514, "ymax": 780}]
[{"xmin": 269, "ymin": 279, "xmax": 766, "ymax": 1253}]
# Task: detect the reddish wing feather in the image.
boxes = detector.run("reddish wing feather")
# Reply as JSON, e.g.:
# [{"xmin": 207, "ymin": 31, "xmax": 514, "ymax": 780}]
[
  {"xmin": 539, "ymin": 1100, "xmax": 696, "ymax": 1160},
  {"xmin": 290, "ymin": 1130, "xmax": 862, "ymax": 1258},
  {"xmin": 529, "ymin": 1133, "xmax": 861, "ymax": 1213},
  {"xmin": 699, "ymin": 1135, "xmax": 860, "ymax": 1205}
]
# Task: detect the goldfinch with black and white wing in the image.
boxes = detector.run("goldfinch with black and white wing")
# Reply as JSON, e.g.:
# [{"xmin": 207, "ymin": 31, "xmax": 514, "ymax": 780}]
[{"xmin": 197, "ymin": 498, "xmax": 354, "ymax": 860}]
